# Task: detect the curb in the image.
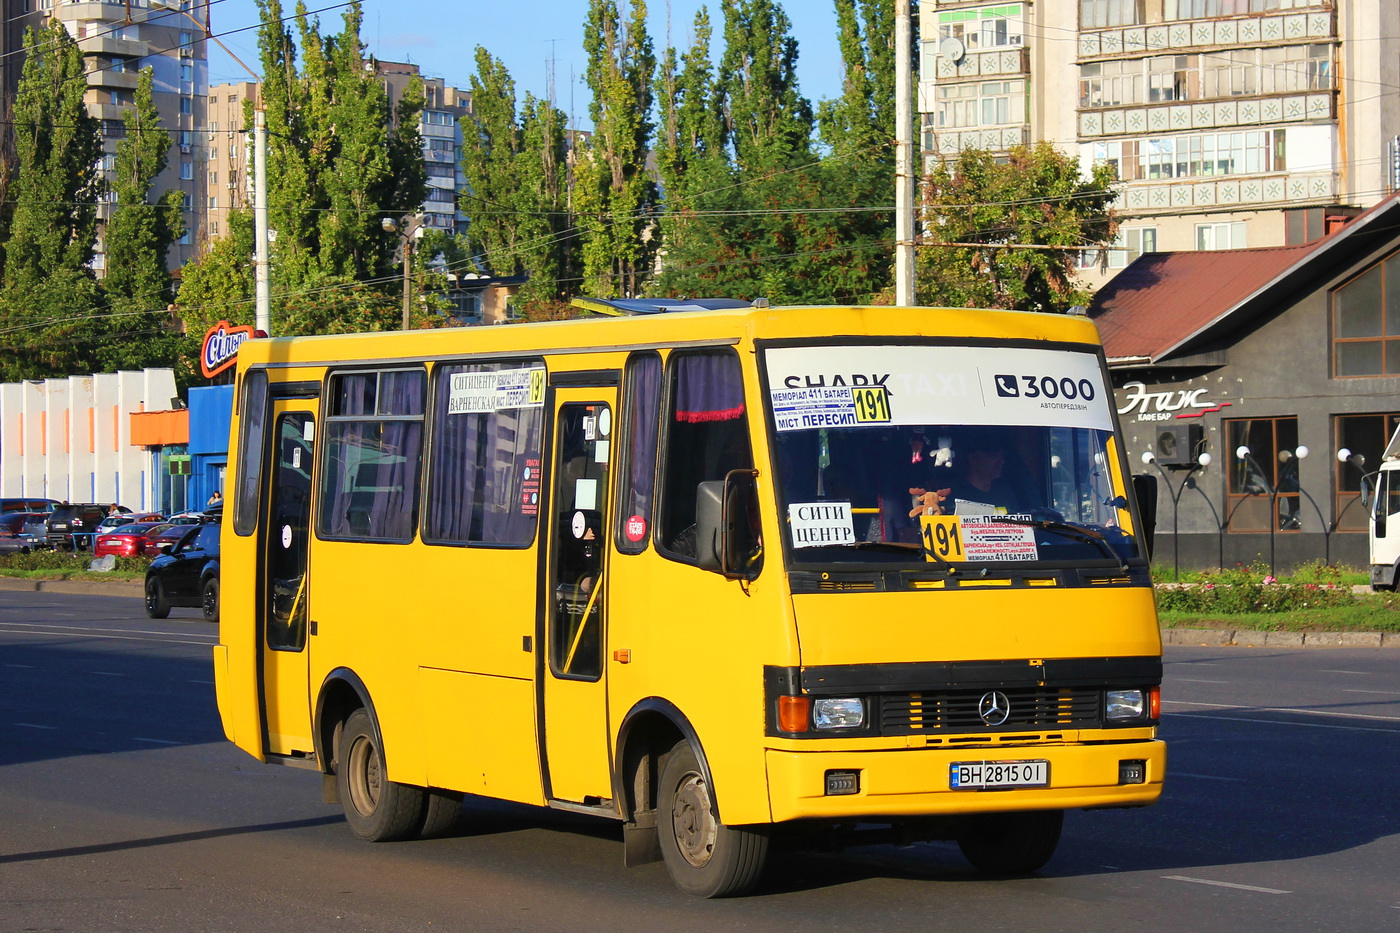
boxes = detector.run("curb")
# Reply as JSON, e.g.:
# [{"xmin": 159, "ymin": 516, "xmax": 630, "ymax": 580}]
[
  {"xmin": 1162, "ymin": 628, "xmax": 1397, "ymax": 648},
  {"xmin": 0, "ymin": 576, "xmax": 142, "ymax": 597}
]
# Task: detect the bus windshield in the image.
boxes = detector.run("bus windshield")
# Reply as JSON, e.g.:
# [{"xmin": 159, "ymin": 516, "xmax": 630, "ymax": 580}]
[{"xmin": 763, "ymin": 343, "xmax": 1141, "ymax": 568}]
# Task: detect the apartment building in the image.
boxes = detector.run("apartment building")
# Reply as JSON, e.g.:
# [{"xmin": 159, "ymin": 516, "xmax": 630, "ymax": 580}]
[
  {"xmin": 377, "ymin": 60, "xmax": 472, "ymax": 235},
  {"xmin": 919, "ymin": 1, "xmax": 1400, "ymax": 285},
  {"xmin": 36, "ymin": 0, "xmax": 209, "ymax": 270},
  {"xmin": 203, "ymin": 80, "xmax": 255, "ymax": 238}
]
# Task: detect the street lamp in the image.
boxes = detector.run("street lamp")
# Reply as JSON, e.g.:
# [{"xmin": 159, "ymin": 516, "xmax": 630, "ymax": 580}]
[
  {"xmin": 1141, "ymin": 449, "xmax": 1211, "ymax": 580},
  {"xmin": 383, "ymin": 214, "xmax": 425, "ymax": 331}
]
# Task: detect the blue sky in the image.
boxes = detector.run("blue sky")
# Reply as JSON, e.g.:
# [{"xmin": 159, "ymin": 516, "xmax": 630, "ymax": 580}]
[{"xmin": 208, "ymin": 0, "xmax": 845, "ymax": 125}]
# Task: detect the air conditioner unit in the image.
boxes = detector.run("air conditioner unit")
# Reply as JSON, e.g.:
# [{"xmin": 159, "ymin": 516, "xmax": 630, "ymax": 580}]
[
  {"xmin": 1154, "ymin": 423, "xmax": 1204, "ymax": 467},
  {"xmin": 180, "ymin": 144, "xmax": 191, "ymax": 154},
  {"xmin": 179, "ymin": 46, "xmax": 192, "ymax": 58}
]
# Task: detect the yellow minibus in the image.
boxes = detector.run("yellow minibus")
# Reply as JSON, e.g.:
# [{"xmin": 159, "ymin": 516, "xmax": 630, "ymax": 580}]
[{"xmin": 214, "ymin": 301, "xmax": 1164, "ymax": 897}]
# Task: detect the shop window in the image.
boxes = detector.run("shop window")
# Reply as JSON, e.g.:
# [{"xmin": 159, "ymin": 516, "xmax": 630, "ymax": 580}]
[
  {"xmin": 1225, "ymin": 417, "xmax": 1301, "ymax": 532},
  {"xmin": 1332, "ymin": 252, "xmax": 1400, "ymax": 377},
  {"xmin": 1334, "ymin": 414, "xmax": 1400, "ymax": 532},
  {"xmin": 319, "ymin": 369, "xmax": 426, "ymax": 542},
  {"xmin": 423, "ymin": 360, "xmax": 545, "ymax": 547}
]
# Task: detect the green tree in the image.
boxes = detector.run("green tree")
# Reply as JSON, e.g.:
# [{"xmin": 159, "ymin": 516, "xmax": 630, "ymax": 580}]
[
  {"xmin": 576, "ymin": 0, "xmax": 656, "ymax": 297},
  {"xmin": 514, "ymin": 92, "xmax": 574, "ymax": 307},
  {"xmin": 0, "ymin": 21, "xmax": 105, "ymax": 380},
  {"xmin": 917, "ymin": 143, "xmax": 1118, "ymax": 313}
]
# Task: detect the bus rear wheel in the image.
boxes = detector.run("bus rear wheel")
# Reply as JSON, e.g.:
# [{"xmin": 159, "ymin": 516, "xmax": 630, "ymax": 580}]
[
  {"xmin": 957, "ymin": 809, "xmax": 1063, "ymax": 875},
  {"xmin": 656, "ymin": 741, "xmax": 769, "ymax": 898},
  {"xmin": 337, "ymin": 708, "xmax": 425, "ymax": 842}
]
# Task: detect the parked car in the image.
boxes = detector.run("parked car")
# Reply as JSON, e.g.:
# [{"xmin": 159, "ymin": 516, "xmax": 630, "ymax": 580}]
[
  {"xmin": 0, "ymin": 511, "xmax": 46, "ymax": 554},
  {"xmin": 142, "ymin": 523, "xmax": 199, "ymax": 556},
  {"xmin": 145, "ymin": 522, "xmax": 221, "ymax": 621},
  {"xmin": 45, "ymin": 503, "xmax": 120, "ymax": 548},
  {"xmin": 93, "ymin": 512, "xmax": 164, "ymax": 538},
  {"xmin": 0, "ymin": 498, "xmax": 59, "ymax": 513},
  {"xmin": 92, "ymin": 522, "xmax": 173, "ymax": 558}
]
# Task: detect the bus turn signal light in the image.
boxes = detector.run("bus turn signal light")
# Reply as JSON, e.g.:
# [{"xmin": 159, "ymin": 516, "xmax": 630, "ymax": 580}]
[{"xmin": 778, "ymin": 696, "xmax": 810, "ymax": 733}]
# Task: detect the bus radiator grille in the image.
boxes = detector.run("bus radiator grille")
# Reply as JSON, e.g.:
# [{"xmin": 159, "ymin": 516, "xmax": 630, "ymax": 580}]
[{"xmin": 880, "ymin": 687, "xmax": 1100, "ymax": 734}]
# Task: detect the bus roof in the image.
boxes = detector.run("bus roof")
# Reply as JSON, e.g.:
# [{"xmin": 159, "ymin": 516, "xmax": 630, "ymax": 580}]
[{"xmin": 234, "ymin": 304, "xmax": 1105, "ymax": 369}]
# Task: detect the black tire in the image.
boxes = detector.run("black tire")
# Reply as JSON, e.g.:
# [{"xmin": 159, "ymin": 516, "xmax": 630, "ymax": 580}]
[
  {"xmin": 201, "ymin": 577, "xmax": 220, "ymax": 623},
  {"xmin": 417, "ymin": 787, "xmax": 465, "ymax": 838},
  {"xmin": 657, "ymin": 741, "xmax": 769, "ymax": 898},
  {"xmin": 144, "ymin": 577, "xmax": 170, "ymax": 619},
  {"xmin": 336, "ymin": 708, "xmax": 426, "ymax": 842},
  {"xmin": 957, "ymin": 810, "xmax": 1064, "ymax": 875}
]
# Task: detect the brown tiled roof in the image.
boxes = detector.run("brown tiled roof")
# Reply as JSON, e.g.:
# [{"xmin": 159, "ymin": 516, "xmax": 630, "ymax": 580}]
[
  {"xmin": 1089, "ymin": 193, "xmax": 1400, "ymax": 365},
  {"xmin": 1089, "ymin": 244, "xmax": 1319, "ymax": 362}
]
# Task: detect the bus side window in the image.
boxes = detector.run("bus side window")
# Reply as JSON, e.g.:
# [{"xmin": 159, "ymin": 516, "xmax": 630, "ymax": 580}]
[
  {"xmin": 656, "ymin": 349, "xmax": 754, "ymax": 564},
  {"xmin": 615, "ymin": 352, "xmax": 661, "ymax": 554}
]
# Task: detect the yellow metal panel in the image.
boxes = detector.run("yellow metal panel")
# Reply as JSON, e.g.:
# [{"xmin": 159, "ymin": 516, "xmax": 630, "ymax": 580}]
[
  {"xmin": 419, "ymin": 668, "xmax": 543, "ymax": 804},
  {"xmin": 765, "ymin": 740, "xmax": 1165, "ymax": 822},
  {"xmin": 792, "ymin": 587, "xmax": 1162, "ymax": 668}
]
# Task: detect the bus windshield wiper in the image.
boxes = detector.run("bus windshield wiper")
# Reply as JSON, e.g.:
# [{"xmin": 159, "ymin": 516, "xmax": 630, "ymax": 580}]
[
  {"xmin": 848, "ymin": 539, "xmax": 958, "ymax": 575},
  {"xmin": 992, "ymin": 518, "xmax": 1129, "ymax": 573}
]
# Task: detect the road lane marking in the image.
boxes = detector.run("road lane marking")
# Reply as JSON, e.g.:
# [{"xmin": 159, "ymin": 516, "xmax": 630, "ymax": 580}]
[
  {"xmin": 1321, "ymin": 670, "xmax": 1370, "ymax": 675},
  {"xmin": 1166, "ymin": 699, "xmax": 1400, "ymax": 722},
  {"xmin": 1163, "ymin": 876, "xmax": 1290, "ymax": 895},
  {"xmin": 1170, "ymin": 772, "xmax": 1247, "ymax": 782},
  {"xmin": 133, "ymin": 737, "xmax": 181, "ymax": 745},
  {"xmin": 0, "ymin": 623, "xmax": 216, "ymax": 647},
  {"xmin": 3, "ymin": 663, "xmax": 34, "ymax": 668},
  {"xmin": 1168, "ymin": 711, "xmax": 1400, "ymax": 735},
  {"xmin": 13, "ymin": 722, "xmax": 57, "ymax": 730},
  {"xmin": 90, "ymin": 671, "xmax": 123, "ymax": 677},
  {"xmin": 0, "ymin": 621, "xmax": 214, "ymax": 640},
  {"xmin": 1341, "ymin": 688, "xmax": 1400, "ymax": 696},
  {"xmin": 188, "ymin": 679, "xmax": 214, "ymax": 685},
  {"xmin": 1174, "ymin": 678, "xmax": 1228, "ymax": 683}
]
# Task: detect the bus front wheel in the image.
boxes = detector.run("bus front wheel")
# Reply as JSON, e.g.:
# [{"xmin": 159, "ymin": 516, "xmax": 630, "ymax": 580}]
[
  {"xmin": 956, "ymin": 809, "xmax": 1063, "ymax": 875},
  {"xmin": 337, "ymin": 708, "xmax": 425, "ymax": 842},
  {"xmin": 656, "ymin": 741, "xmax": 769, "ymax": 898}
]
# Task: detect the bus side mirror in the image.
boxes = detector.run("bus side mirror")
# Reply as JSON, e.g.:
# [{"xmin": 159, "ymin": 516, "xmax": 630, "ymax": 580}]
[
  {"xmin": 1131, "ymin": 473, "xmax": 1158, "ymax": 561},
  {"xmin": 694, "ymin": 470, "xmax": 762, "ymax": 578}
]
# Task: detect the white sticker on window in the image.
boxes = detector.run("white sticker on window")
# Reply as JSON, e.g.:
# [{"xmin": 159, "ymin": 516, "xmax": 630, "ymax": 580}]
[
  {"xmin": 959, "ymin": 515, "xmax": 1038, "ymax": 561},
  {"xmin": 447, "ymin": 367, "xmax": 546, "ymax": 413},
  {"xmin": 574, "ymin": 478, "xmax": 598, "ymax": 511},
  {"xmin": 292, "ymin": 447, "xmax": 301, "ymax": 469},
  {"xmin": 788, "ymin": 501, "xmax": 855, "ymax": 548},
  {"xmin": 302, "ymin": 420, "xmax": 314, "ymax": 443},
  {"xmin": 594, "ymin": 440, "xmax": 610, "ymax": 464}
]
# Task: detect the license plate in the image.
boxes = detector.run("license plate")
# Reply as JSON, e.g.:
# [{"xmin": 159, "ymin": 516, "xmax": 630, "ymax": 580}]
[{"xmin": 949, "ymin": 760, "xmax": 1049, "ymax": 790}]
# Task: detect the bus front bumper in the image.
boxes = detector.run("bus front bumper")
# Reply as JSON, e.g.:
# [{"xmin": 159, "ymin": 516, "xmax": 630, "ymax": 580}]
[{"xmin": 765, "ymin": 739, "xmax": 1165, "ymax": 822}]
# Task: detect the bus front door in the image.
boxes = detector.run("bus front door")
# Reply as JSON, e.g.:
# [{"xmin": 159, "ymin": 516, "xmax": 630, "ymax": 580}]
[
  {"xmin": 259, "ymin": 403, "xmax": 317, "ymax": 759},
  {"xmin": 542, "ymin": 391, "xmax": 617, "ymax": 804}
]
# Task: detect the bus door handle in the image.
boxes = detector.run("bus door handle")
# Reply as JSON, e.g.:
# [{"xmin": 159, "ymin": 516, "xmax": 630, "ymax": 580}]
[{"xmin": 310, "ymin": 620, "xmax": 319, "ymax": 636}]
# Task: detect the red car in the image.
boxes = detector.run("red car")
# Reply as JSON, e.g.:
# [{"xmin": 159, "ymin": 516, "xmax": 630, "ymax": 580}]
[
  {"xmin": 140, "ymin": 523, "xmax": 194, "ymax": 557},
  {"xmin": 93, "ymin": 522, "xmax": 173, "ymax": 558}
]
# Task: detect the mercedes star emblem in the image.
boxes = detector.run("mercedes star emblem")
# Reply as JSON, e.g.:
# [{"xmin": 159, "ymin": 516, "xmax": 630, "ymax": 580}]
[{"xmin": 978, "ymin": 691, "xmax": 1011, "ymax": 726}]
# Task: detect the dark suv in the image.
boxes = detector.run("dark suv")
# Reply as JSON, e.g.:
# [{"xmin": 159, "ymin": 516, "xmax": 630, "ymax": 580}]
[
  {"xmin": 46, "ymin": 504, "xmax": 117, "ymax": 548},
  {"xmin": 145, "ymin": 521, "xmax": 221, "ymax": 621}
]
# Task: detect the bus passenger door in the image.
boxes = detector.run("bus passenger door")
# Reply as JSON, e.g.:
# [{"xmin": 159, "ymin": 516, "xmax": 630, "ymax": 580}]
[
  {"xmin": 542, "ymin": 390, "xmax": 617, "ymax": 804},
  {"xmin": 259, "ymin": 402, "xmax": 318, "ymax": 759}
]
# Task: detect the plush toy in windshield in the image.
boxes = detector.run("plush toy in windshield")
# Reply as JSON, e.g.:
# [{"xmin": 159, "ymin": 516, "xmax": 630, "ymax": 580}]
[{"xmin": 908, "ymin": 487, "xmax": 951, "ymax": 518}]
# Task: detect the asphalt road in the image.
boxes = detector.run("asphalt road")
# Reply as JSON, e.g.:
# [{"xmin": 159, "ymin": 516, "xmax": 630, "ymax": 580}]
[{"xmin": 1, "ymin": 590, "xmax": 1398, "ymax": 932}]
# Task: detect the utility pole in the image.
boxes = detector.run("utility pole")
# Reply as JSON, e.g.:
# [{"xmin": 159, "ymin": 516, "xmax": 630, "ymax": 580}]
[
  {"xmin": 894, "ymin": 0, "xmax": 916, "ymax": 307},
  {"xmin": 253, "ymin": 106, "xmax": 270, "ymax": 335}
]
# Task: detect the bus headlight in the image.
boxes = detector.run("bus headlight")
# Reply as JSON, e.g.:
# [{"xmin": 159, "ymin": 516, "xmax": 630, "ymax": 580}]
[
  {"xmin": 812, "ymin": 698, "xmax": 865, "ymax": 730},
  {"xmin": 1106, "ymin": 688, "xmax": 1146, "ymax": 720}
]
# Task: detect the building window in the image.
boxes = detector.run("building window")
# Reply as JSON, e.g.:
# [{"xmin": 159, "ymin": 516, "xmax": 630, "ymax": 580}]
[
  {"xmin": 1147, "ymin": 56, "xmax": 1194, "ymax": 103},
  {"xmin": 1080, "ymin": 59, "xmax": 1144, "ymax": 109},
  {"xmin": 1081, "ymin": 226, "xmax": 1157, "ymax": 270},
  {"xmin": 936, "ymin": 80, "xmax": 1025, "ymax": 128},
  {"xmin": 1334, "ymin": 414, "xmax": 1400, "ymax": 532},
  {"xmin": 1096, "ymin": 130, "xmax": 1283, "ymax": 183},
  {"xmin": 180, "ymin": 161, "xmax": 193, "ymax": 180},
  {"xmin": 936, "ymin": 4, "xmax": 1024, "ymax": 51},
  {"xmin": 209, "ymin": 171, "xmax": 218, "ymax": 186},
  {"xmin": 1226, "ymin": 417, "xmax": 1301, "ymax": 532},
  {"xmin": 208, "ymin": 196, "xmax": 218, "ymax": 210},
  {"xmin": 1332, "ymin": 252, "xmax": 1400, "ymax": 377},
  {"xmin": 1196, "ymin": 221, "xmax": 1245, "ymax": 250},
  {"xmin": 1080, "ymin": 0, "xmax": 1142, "ymax": 28},
  {"xmin": 180, "ymin": 98, "xmax": 192, "ymax": 115}
]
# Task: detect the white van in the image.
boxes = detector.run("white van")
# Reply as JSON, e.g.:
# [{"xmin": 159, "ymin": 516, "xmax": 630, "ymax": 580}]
[{"xmin": 1368, "ymin": 428, "xmax": 1400, "ymax": 590}]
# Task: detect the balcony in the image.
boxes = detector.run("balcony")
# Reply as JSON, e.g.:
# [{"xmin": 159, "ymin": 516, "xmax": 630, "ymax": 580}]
[
  {"xmin": 1080, "ymin": 91, "xmax": 1335, "ymax": 138},
  {"xmin": 1079, "ymin": 10, "xmax": 1335, "ymax": 59},
  {"xmin": 78, "ymin": 35, "xmax": 147, "ymax": 60},
  {"xmin": 1119, "ymin": 170, "xmax": 1336, "ymax": 214},
  {"xmin": 926, "ymin": 124, "xmax": 1030, "ymax": 157},
  {"xmin": 86, "ymin": 69, "xmax": 139, "ymax": 92}
]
